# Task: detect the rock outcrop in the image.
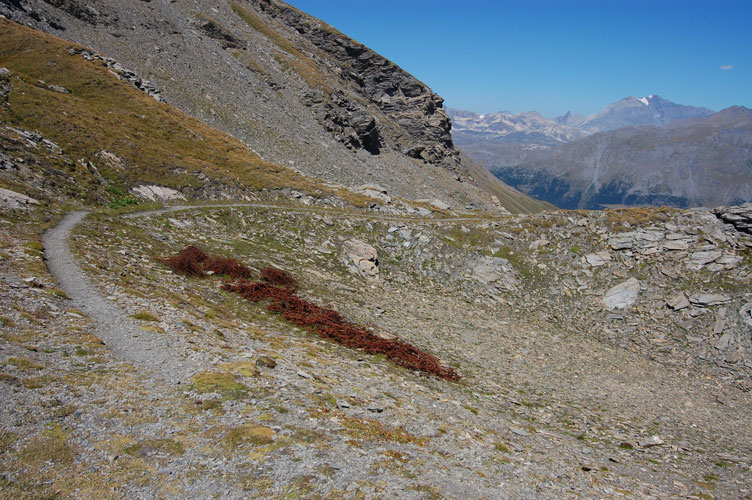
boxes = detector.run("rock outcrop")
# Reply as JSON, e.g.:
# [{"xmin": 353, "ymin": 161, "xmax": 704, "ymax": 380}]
[
  {"xmin": 602, "ymin": 277, "xmax": 640, "ymax": 310},
  {"xmin": 0, "ymin": 187, "xmax": 40, "ymax": 209},
  {"xmin": 341, "ymin": 238, "xmax": 379, "ymax": 281},
  {"xmin": 251, "ymin": 0, "xmax": 457, "ymax": 167},
  {"xmin": 715, "ymin": 203, "xmax": 752, "ymax": 235}
]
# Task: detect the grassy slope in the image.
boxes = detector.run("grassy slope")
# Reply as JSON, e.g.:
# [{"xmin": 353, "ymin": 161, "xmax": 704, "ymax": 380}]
[
  {"xmin": 0, "ymin": 19, "xmax": 352, "ymax": 202},
  {"xmin": 466, "ymin": 156, "xmax": 554, "ymax": 213}
]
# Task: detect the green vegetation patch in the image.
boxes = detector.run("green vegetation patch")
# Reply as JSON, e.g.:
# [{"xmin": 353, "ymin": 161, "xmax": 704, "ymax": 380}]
[
  {"xmin": 189, "ymin": 371, "xmax": 248, "ymax": 400},
  {"xmin": 124, "ymin": 438, "xmax": 185, "ymax": 457},
  {"xmin": 223, "ymin": 424, "xmax": 275, "ymax": 448},
  {"xmin": 18, "ymin": 426, "xmax": 74, "ymax": 466}
]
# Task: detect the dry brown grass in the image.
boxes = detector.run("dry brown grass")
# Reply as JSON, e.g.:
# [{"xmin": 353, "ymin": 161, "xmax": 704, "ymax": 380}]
[
  {"xmin": 230, "ymin": 2, "xmax": 331, "ymax": 93},
  {"xmin": 605, "ymin": 206, "xmax": 677, "ymax": 231}
]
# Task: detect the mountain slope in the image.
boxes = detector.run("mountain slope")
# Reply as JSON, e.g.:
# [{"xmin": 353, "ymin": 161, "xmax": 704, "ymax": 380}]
[
  {"xmin": 0, "ymin": 18, "xmax": 336, "ymax": 205},
  {"xmin": 491, "ymin": 106, "xmax": 752, "ymax": 209},
  {"xmin": 450, "ymin": 95, "xmax": 717, "ymax": 170},
  {"xmin": 0, "ymin": 0, "xmax": 547, "ymax": 213},
  {"xmin": 1, "ymin": 11, "xmax": 752, "ymax": 498}
]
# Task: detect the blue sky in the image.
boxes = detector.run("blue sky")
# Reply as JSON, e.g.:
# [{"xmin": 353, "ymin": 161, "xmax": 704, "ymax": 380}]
[{"xmin": 287, "ymin": 0, "xmax": 751, "ymax": 117}]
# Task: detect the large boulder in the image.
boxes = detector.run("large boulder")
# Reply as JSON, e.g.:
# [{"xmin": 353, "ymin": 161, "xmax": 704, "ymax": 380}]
[
  {"xmin": 0, "ymin": 187, "xmax": 39, "ymax": 210},
  {"xmin": 132, "ymin": 185, "xmax": 186, "ymax": 201},
  {"xmin": 342, "ymin": 239, "xmax": 379, "ymax": 281}
]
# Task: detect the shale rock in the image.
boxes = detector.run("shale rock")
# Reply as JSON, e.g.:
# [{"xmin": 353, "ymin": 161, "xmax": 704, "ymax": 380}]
[
  {"xmin": 602, "ymin": 278, "xmax": 641, "ymax": 310},
  {"xmin": 132, "ymin": 185, "xmax": 186, "ymax": 201},
  {"xmin": 715, "ymin": 203, "xmax": 752, "ymax": 235}
]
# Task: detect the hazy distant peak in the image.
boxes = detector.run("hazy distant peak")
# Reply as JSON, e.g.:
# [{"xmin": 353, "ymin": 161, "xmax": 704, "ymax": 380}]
[
  {"xmin": 580, "ymin": 94, "xmax": 714, "ymax": 133},
  {"xmin": 554, "ymin": 111, "xmax": 586, "ymax": 126},
  {"xmin": 632, "ymin": 95, "xmax": 652, "ymax": 106}
]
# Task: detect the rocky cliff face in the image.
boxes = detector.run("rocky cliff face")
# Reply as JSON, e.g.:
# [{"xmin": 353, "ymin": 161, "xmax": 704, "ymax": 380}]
[
  {"xmin": 250, "ymin": 0, "xmax": 458, "ymax": 166},
  {"xmin": 0, "ymin": 0, "xmax": 546, "ymax": 212}
]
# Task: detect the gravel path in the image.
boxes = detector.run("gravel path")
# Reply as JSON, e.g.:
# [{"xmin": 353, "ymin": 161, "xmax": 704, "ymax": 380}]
[
  {"xmin": 123, "ymin": 202, "xmax": 504, "ymax": 224},
  {"xmin": 42, "ymin": 210, "xmax": 197, "ymax": 382}
]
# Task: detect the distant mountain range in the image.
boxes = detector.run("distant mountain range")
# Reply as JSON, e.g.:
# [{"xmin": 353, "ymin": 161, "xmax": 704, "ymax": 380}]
[{"xmin": 449, "ymin": 96, "xmax": 752, "ymax": 209}]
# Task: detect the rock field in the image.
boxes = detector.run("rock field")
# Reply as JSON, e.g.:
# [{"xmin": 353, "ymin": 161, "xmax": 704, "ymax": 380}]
[{"xmin": 1, "ymin": 198, "xmax": 751, "ymax": 498}]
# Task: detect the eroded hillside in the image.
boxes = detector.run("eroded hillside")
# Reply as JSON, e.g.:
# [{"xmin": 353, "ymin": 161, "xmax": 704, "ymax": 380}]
[{"xmin": 0, "ymin": 0, "xmax": 548, "ymax": 213}]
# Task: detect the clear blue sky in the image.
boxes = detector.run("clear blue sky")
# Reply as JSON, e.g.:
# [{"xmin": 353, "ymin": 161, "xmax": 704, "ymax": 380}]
[{"xmin": 287, "ymin": 0, "xmax": 751, "ymax": 117}]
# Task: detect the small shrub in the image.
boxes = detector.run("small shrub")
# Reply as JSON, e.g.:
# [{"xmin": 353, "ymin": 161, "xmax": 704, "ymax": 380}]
[
  {"xmin": 158, "ymin": 245, "xmax": 209, "ymax": 277},
  {"xmin": 105, "ymin": 185, "xmax": 125, "ymax": 196},
  {"xmin": 108, "ymin": 196, "xmax": 139, "ymax": 210},
  {"xmin": 158, "ymin": 245, "xmax": 253, "ymax": 279},
  {"xmin": 260, "ymin": 266, "xmax": 297, "ymax": 288},
  {"xmin": 131, "ymin": 310, "xmax": 160, "ymax": 322},
  {"xmin": 203, "ymin": 255, "xmax": 253, "ymax": 279}
]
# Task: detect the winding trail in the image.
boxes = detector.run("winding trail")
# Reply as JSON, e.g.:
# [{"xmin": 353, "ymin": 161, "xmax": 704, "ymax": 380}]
[
  {"xmin": 41, "ymin": 202, "xmax": 504, "ymax": 383},
  {"xmin": 123, "ymin": 202, "xmax": 507, "ymax": 224},
  {"xmin": 42, "ymin": 210, "xmax": 197, "ymax": 382}
]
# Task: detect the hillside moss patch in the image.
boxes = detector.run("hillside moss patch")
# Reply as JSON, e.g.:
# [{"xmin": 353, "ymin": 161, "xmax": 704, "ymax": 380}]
[{"xmin": 190, "ymin": 371, "xmax": 248, "ymax": 400}]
